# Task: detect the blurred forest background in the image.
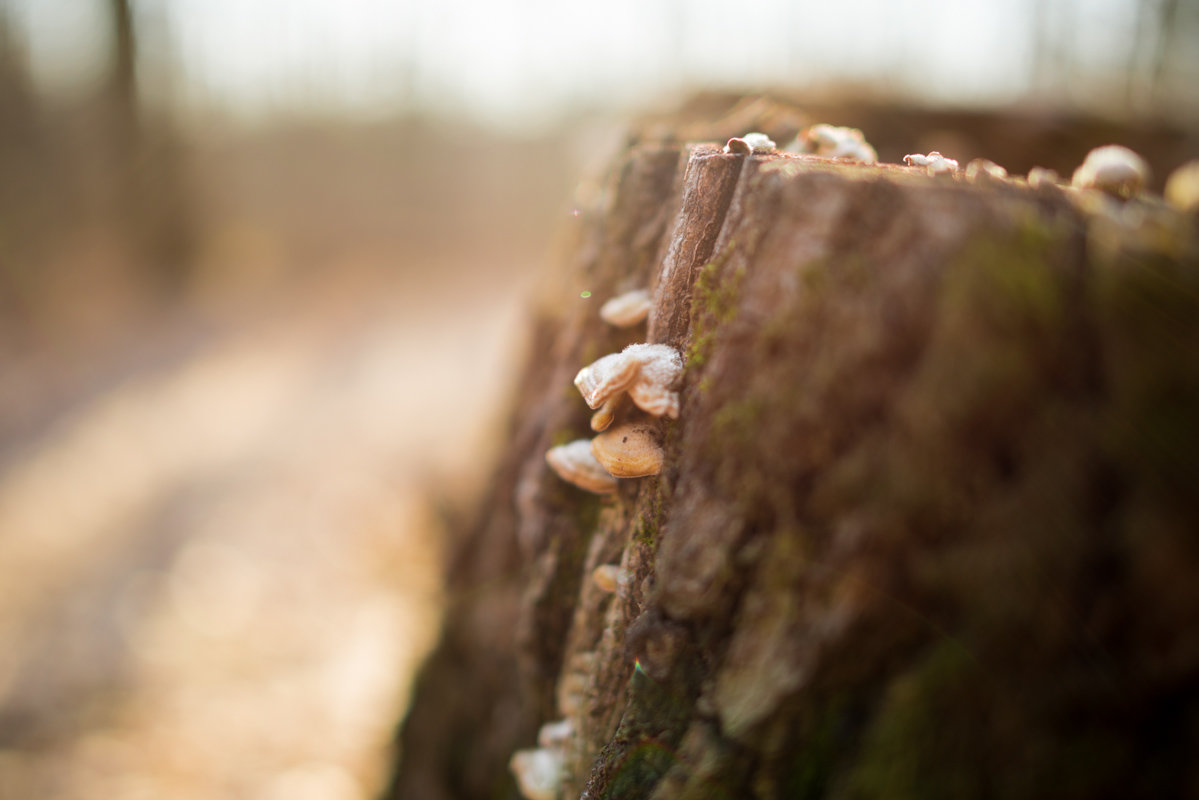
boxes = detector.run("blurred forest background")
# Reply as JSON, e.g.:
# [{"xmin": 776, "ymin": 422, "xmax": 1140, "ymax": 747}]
[{"xmin": 0, "ymin": 1, "xmax": 1196, "ymax": 799}]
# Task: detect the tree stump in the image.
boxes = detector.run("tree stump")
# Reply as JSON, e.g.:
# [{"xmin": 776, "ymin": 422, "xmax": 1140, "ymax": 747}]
[{"xmin": 386, "ymin": 115, "xmax": 1199, "ymax": 800}]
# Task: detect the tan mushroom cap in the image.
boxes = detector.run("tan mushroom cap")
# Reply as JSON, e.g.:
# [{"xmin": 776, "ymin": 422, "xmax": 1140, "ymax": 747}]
[
  {"xmin": 1165, "ymin": 160, "xmax": 1199, "ymax": 213},
  {"xmin": 545, "ymin": 439, "xmax": 618, "ymax": 494},
  {"xmin": 591, "ymin": 564, "xmax": 624, "ymax": 593},
  {"xmin": 724, "ymin": 137, "xmax": 753, "ymax": 155},
  {"xmin": 1027, "ymin": 166, "xmax": 1063, "ymax": 188},
  {"xmin": 599, "ymin": 289, "xmax": 652, "ymax": 328},
  {"xmin": 904, "ymin": 151, "xmax": 959, "ymax": 176},
  {"xmin": 590, "ymin": 395, "xmax": 624, "ymax": 432},
  {"xmin": 590, "ymin": 422, "xmax": 664, "ymax": 478},
  {"xmin": 574, "ymin": 351, "xmax": 639, "ymax": 410},
  {"xmin": 794, "ymin": 124, "xmax": 877, "ymax": 164},
  {"xmin": 965, "ymin": 158, "xmax": 1007, "ymax": 183},
  {"xmin": 574, "ymin": 343, "xmax": 683, "ymax": 419},
  {"xmin": 1071, "ymin": 144, "xmax": 1149, "ymax": 198}
]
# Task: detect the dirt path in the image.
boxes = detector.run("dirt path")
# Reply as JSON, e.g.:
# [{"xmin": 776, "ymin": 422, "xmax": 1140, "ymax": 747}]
[{"xmin": 0, "ymin": 262, "xmax": 534, "ymax": 799}]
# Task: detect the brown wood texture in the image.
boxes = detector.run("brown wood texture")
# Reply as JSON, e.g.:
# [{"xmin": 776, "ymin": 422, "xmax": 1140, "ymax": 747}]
[{"xmin": 388, "ymin": 109, "xmax": 1199, "ymax": 800}]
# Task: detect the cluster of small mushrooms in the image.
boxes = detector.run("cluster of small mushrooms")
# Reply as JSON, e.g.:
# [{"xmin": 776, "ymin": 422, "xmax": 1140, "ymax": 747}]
[
  {"xmin": 544, "ymin": 290, "xmax": 683, "ymax": 494},
  {"xmin": 545, "ymin": 128, "xmax": 1193, "ymax": 501},
  {"xmin": 719, "ymin": 123, "xmax": 1199, "ymax": 210},
  {"xmin": 724, "ymin": 124, "xmax": 879, "ymax": 162},
  {"xmin": 898, "ymin": 141, "xmax": 1199, "ymax": 212},
  {"xmin": 510, "ymin": 718, "xmax": 574, "ymax": 800},
  {"xmin": 508, "ymin": 564, "xmax": 627, "ymax": 798},
  {"xmin": 899, "ymin": 142, "xmax": 1159, "ymax": 198}
]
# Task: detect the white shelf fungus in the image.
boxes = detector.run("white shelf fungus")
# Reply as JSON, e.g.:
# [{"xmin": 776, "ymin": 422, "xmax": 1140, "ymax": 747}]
[
  {"xmin": 599, "ymin": 288, "xmax": 652, "ymax": 328},
  {"xmin": 1071, "ymin": 145, "xmax": 1149, "ymax": 199},
  {"xmin": 793, "ymin": 124, "xmax": 878, "ymax": 163},
  {"xmin": 742, "ymin": 132, "xmax": 776, "ymax": 151},
  {"xmin": 510, "ymin": 746, "xmax": 565, "ymax": 800},
  {"xmin": 724, "ymin": 132, "xmax": 775, "ymax": 155},
  {"xmin": 537, "ymin": 718, "xmax": 574, "ymax": 748},
  {"xmin": 965, "ymin": 158, "xmax": 1008, "ymax": 183},
  {"xmin": 550, "ymin": 345, "xmax": 681, "ymax": 493},
  {"xmin": 1027, "ymin": 167, "xmax": 1063, "ymax": 188},
  {"xmin": 1165, "ymin": 160, "xmax": 1199, "ymax": 213},
  {"xmin": 574, "ymin": 343, "xmax": 683, "ymax": 420},
  {"xmin": 903, "ymin": 151, "xmax": 959, "ymax": 176},
  {"xmin": 545, "ymin": 439, "xmax": 618, "ymax": 494},
  {"xmin": 511, "ymin": 720, "xmax": 573, "ymax": 800}
]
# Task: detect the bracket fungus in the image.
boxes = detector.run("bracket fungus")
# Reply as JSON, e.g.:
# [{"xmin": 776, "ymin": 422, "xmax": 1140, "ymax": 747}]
[
  {"xmin": 965, "ymin": 158, "xmax": 1008, "ymax": 183},
  {"xmin": 537, "ymin": 718, "xmax": 574, "ymax": 748},
  {"xmin": 724, "ymin": 137, "xmax": 753, "ymax": 155},
  {"xmin": 545, "ymin": 439, "xmax": 618, "ymax": 494},
  {"xmin": 904, "ymin": 151, "xmax": 959, "ymax": 176},
  {"xmin": 510, "ymin": 719, "xmax": 574, "ymax": 800},
  {"xmin": 510, "ymin": 747, "xmax": 565, "ymax": 800},
  {"xmin": 1072, "ymin": 144, "xmax": 1150, "ymax": 199},
  {"xmin": 599, "ymin": 288, "xmax": 652, "ymax": 328},
  {"xmin": 724, "ymin": 132, "xmax": 776, "ymax": 155},
  {"xmin": 592, "ymin": 563, "xmax": 628, "ymax": 594},
  {"xmin": 1027, "ymin": 166, "xmax": 1063, "ymax": 188},
  {"xmin": 792, "ymin": 123, "xmax": 878, "ymax": 163},
  {"xmin": 588, "ymin": 394, "xmax": 625, "ymax": 433},
  {"xmin": 1166, "ymin": 161, "xmax": 1199, "ymax": 213},
  {"xmin": 574, "ymin": 343, "xmax": 683, "ymax": 420},
  {"xmin": 557, "ymin": 652, "xmax": 596, "ymax": 717},
  {"xmin": 591, "ymin": 422, "xmax": 665, "ymax": 478}
]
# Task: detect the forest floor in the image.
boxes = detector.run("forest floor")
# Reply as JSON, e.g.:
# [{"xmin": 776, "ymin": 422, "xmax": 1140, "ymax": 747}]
[{"xmin": 0, "ymin": 120, "xmax": 581, "ymax": 800}]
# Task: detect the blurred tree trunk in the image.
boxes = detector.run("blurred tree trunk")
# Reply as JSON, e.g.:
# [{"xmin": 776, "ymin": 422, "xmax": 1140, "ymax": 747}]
[
  {"xmin": 386, "ymin": 109, "xmax": 1199, "ymax": 799},
  {"xmin": 107, "ymin": 0, "xmax": 138, "ymax": 129},
  {"xmin": 0, "ymin": 7, "xmax": 39, "ymax": 317},
  {"xmin": 104, "ymin": 0, "xmax": 194, "ymax": 293}
]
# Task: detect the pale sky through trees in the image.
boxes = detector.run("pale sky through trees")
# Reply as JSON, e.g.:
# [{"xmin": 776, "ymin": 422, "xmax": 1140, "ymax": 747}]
[{"xmin": 5, "ymin": 0, "xmax": 1196, "ymax": 128}]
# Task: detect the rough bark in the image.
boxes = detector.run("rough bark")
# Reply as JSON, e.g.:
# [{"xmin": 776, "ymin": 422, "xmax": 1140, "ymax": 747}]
[{"xmin": 388, "ymin": 112, "xmax": 1199, "ymax": 800}]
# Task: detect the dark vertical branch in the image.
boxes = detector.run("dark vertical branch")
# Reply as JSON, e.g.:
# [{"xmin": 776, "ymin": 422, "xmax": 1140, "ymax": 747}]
[
  {"xmin": 0, "ymin": 5, "xmax": 39, "ymax": 321},
  {"xmin": 1150, "ymin": 0, "xmax": 1183, "ymax": 107},
  {"xmin": 0, "ymin": 5, "xmax": 28, "ymax": 99},
  {"xmin": 104, "ymin": 0, "xmax": 195, "ymax": 292},
  {"xmin": 107, "ymin": 0, "xmax": 140, "ymax": 141},
  {"xmin": 1126, "ymin": 0, "xmax": 1165, "ymax": 112}
]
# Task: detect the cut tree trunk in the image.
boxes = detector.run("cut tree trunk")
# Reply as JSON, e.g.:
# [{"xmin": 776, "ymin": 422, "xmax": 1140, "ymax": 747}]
[{"xmin": 386, "ymin": 110, "xmax": 1199, "ymax": 800}]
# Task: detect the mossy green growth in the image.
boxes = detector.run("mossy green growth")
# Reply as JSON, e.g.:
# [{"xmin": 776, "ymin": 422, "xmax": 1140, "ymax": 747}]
[
  {"xmin": 572, "ymin": 490, "xmax": 605, "ymax": 537},
  {"xmin": 686, "ymin": 242, "xmax": 743, "ymax": 372},
  {"xmin": 837, "ymin": 642, "xmax": 986, "ymax": 800},
  {"xmin": 631, "ymin": 475, "xmax": 671, "ymax": 550},
  {"xmin": 900, "ymin": 218, "xmax": 1072, "ymax": 455},
  {"xmin": 1094, "ymin": 249, "xmax": 1199, "ymax": 498},
  {"xmin": 708, "ymin": 396, "xmax": 765, "ymax": 455},
  {"xmin": 632, "ymin": 507, "xmax": 660, "ymax": 549},
  {"xmin": 778, "ymin": 695, "xmax": 857, "ymax": 800},
  {"xmin": 837, "ymin": 635, "xmax": 1141, "ymax": 800},
  {"xmin": 943, "ymin": 220, "xmax": 1065, "ymax": 338},
  {"xmin": 596, "ymin": 664, "xmax": 696, "ymax": 800},
  {"xmin": 598, "ymin": 739, "xmax": 678, "ymax": 800}
]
